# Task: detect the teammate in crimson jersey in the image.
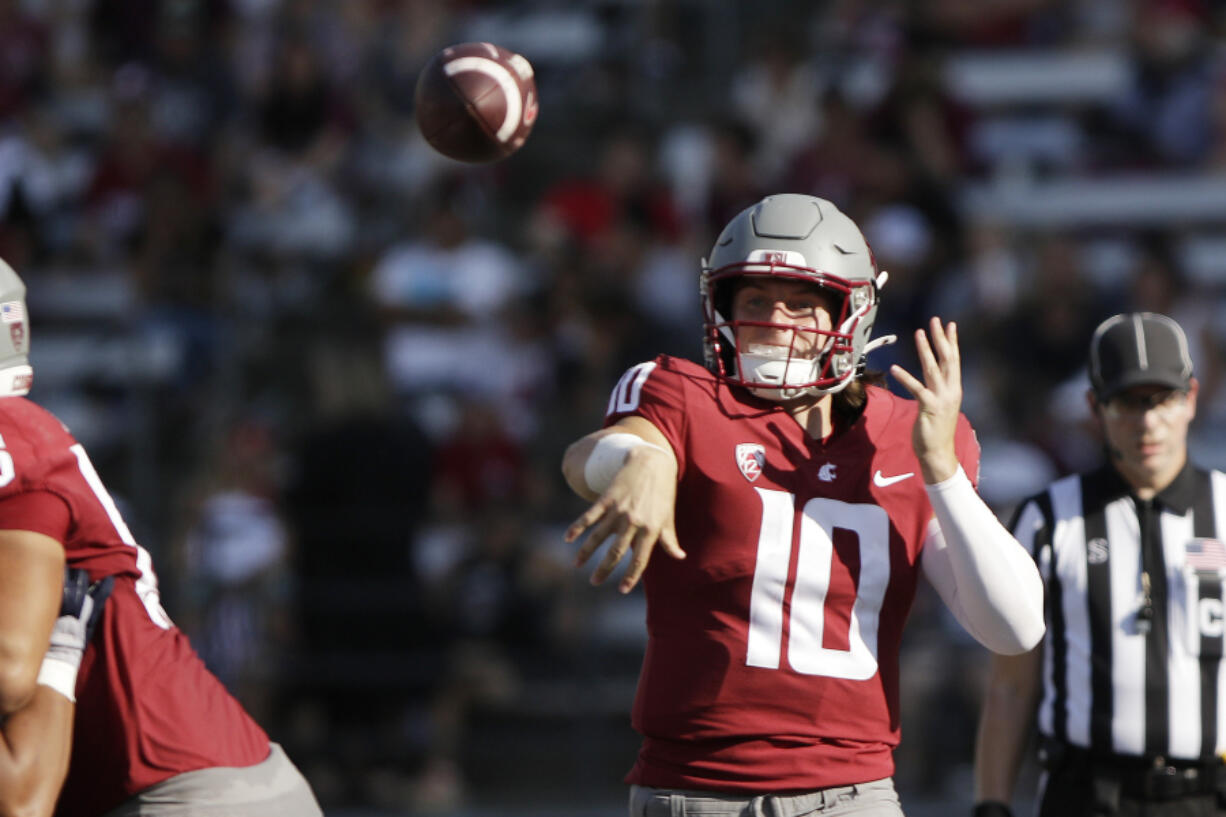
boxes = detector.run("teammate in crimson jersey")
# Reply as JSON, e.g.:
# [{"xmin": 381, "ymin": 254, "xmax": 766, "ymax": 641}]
[
  {"xmin": 0, "ymin": 561, "xmax": 110, "ymax": 817},
  {"xmin": 561, "ymin": 195, "xmax": 1046, "ymax": 815},
  {"xmin": 0, "ymin": 258, "xmax": 321, "ymax": 817}
]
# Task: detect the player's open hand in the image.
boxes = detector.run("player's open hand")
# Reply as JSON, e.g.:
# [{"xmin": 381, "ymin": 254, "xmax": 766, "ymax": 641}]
[
  {"xmin": 889, "ymin": 317, "xmax": 961, "ymax": 484},
  {"xmin": 564, "ymin": 445, "xmax": 684, "ymax": 593}
]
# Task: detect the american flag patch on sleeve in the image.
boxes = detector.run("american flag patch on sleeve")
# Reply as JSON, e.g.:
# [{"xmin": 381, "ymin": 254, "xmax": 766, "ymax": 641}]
[{"xmin": 1185, "ymin": 538, "xmax": 1226, "ymax": 572}]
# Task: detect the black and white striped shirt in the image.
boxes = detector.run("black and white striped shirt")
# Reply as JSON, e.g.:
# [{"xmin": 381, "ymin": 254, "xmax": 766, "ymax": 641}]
[{"xmin": 1011, "ymin": 461, "xmax": 1226, "ymax": 761}]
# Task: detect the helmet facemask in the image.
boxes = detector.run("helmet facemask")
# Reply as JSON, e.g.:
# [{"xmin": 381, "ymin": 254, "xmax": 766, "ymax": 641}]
[{"xmin": 700, "ymin": 195, "xmax": 893, "ymax": 401}]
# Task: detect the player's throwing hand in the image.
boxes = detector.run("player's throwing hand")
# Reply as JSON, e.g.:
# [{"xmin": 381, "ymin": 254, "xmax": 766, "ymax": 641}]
[{"xmin": 564, "ymin": 431, "xmax": 685, "ymax": 594}]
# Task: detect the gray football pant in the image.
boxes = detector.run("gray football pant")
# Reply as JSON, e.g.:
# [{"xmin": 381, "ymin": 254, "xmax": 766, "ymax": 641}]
[
  {"xmin": 630, "ymin": 778, "xmax": 905, "ymax": 816},
  {"xmin": 100, "ymin": 743, "xmax": 323, "ymax": 817}
]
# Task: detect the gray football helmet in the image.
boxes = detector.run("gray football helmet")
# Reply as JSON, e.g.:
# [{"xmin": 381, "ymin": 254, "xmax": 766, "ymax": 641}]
[
  {"xmin": 0, "ymin": 258, "xmax": 32, "ymax": 397},
  {"xmin": 701, "ymin": 194, "xmax": 892, "ymax": 400}
]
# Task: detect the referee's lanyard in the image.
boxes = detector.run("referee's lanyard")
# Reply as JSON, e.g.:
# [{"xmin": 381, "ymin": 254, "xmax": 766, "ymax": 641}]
[{"xmin": 1137, "ymin": 497, "xmax": 1171, "ymax": 755}]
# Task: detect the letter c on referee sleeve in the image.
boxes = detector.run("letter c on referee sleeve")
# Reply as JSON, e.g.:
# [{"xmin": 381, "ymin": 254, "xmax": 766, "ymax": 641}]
[{"xmin": 1200, "ymin": 597, "xmax": 1224, "ymax": 638}]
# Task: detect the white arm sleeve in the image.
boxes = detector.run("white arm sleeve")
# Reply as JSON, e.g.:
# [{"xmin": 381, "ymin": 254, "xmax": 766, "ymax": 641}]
[{"xmin": 920, "ymin": 466, "xmax": 1046, "ymax": 655}]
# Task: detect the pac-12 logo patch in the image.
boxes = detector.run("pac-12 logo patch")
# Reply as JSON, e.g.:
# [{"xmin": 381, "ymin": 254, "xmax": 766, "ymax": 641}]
[{"xmin": 735, "ymin": 443, "xmax": 765, "ymax": 483}]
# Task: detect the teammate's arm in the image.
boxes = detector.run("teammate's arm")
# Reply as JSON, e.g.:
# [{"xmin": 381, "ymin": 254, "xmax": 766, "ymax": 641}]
[
  {"xmin": 0, "ymin": 684, "xmax": 75, "ymax": 817},
  {"xmin": 0, "ymin": 554, "xmax": 107, "ymax": 817},
  {"xmin": 562, "ymin": 416, "xmax": 685, "ymax": 593},
  {"xmin": 0, "ymin": 530, "xmax": 63, "ymax": 713},
  {"xmin": 893, "ymin": 318, "xmax": 1045, "ymax": 654},
  {"xmin": 973, "ymin": 646, "xmax": 1043, "ymax": 814}
]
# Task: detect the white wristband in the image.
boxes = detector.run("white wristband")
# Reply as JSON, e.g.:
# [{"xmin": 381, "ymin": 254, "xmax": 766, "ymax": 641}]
[
  {"xmin": 584, "ymin": 432, "xmax": 667, "ymax": 494},
  {"xmin": 36, "ymin": 656, "xmax": 78, "ymax": 702}
]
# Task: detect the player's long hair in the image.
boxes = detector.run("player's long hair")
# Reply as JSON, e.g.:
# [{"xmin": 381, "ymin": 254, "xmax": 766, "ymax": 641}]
[{"xmin": 832, "ymin": 369, "xmax": 886, "ymax": 425}]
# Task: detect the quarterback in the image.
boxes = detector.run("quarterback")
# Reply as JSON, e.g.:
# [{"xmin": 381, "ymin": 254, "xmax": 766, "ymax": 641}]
[
  {"xmin": 562, "ymin": 194, "xmax": 1046, "ymax": 815},
  {"xmin": 0, "ymin": 258, "xmax": 321, "ymax": 817}
]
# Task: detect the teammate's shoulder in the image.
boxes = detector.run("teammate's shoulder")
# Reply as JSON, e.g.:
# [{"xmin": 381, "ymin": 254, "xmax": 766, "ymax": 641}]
[
  {"xmin": 0, "ymin": 397, "xmax": 74, "ymax": 449},
  {"xmin": 0, "ymin": 396, "xmax": 61, "ymax": 431}
]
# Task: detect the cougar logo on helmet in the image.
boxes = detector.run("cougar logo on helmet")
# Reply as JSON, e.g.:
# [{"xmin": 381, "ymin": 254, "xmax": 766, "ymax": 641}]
[{"xmin": 700, "ymin": 194, "xmax": 892, "ymax": 400}]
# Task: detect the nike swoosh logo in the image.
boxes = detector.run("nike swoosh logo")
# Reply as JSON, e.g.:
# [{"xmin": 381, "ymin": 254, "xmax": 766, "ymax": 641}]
[{"xmin": 873, "ymin": 470, "xmax": 914, "ymax": 487}]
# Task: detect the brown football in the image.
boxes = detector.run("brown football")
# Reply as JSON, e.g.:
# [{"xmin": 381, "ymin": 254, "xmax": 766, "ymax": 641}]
[{"xmin": 414, "ymin": 42, "xmax": 538, "ymax": 163}]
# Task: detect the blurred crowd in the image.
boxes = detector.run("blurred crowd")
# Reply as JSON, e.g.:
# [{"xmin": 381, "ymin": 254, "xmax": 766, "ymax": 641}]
[{"xmin": 4, "ymin": 0, "xmax": 1226, "ymax": 812}]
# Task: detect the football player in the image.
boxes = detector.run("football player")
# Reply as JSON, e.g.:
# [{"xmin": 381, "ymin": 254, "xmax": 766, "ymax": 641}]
[
  {"xmin": 0, "ymin": 566, "xmax": 110, "ymax": 817},
  {"xmin": 0, "ymin": 257, "xmax": 322, "ymax": 817},
  {"xmin": 562, "ymin": 194, "xmax": 1046, "ymax": 815}
]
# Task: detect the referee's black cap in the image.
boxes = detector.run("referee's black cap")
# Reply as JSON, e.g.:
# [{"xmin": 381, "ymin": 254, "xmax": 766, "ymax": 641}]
[{"xmin": 1089, "ymin": 312, "xmax": 1193, "ymax": 401}]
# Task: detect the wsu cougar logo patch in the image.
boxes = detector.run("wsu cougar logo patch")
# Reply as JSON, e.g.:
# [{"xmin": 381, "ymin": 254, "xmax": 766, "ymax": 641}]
[{"xmin": 735, "ymin": 443, "xmax": 765, "ymax": 483}]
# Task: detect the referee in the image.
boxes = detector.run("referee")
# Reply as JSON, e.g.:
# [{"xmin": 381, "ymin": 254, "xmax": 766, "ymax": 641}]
[{"xmin": 974, "ymin": 312, "xmax": 1226, "ymax": 817}]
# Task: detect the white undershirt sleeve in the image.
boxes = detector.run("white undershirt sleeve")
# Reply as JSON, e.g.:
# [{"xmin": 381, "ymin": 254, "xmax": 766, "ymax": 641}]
[{"xmin": 919, "ymin": 466, "xmax": 1046, "ymax": 655}]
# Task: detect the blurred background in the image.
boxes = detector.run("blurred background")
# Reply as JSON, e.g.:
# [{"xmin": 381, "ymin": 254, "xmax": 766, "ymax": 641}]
[{"xmin": 3, "ymin": 0, "xmax": 1226, "ymax": 814}]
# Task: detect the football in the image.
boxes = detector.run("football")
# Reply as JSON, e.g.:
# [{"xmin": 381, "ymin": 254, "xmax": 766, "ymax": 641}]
[{"xmin": 414, "ymin": 42, "xmax": 539, "ymax": 163}]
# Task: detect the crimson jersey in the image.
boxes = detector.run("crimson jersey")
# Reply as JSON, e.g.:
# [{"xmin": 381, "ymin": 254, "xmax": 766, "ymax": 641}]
[
  {"xmin": 606, "ymin": 356, "xmax": 979, "ymax": 793},
  {"xmin": 0, "ymin": 398, "xmax": 270, "ymax": 817}
]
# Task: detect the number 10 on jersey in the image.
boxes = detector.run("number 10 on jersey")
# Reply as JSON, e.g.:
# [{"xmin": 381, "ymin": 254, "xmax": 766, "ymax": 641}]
[{"xmin": 746, "ymin": 488, "xmax": 890, "ymax": 680}]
